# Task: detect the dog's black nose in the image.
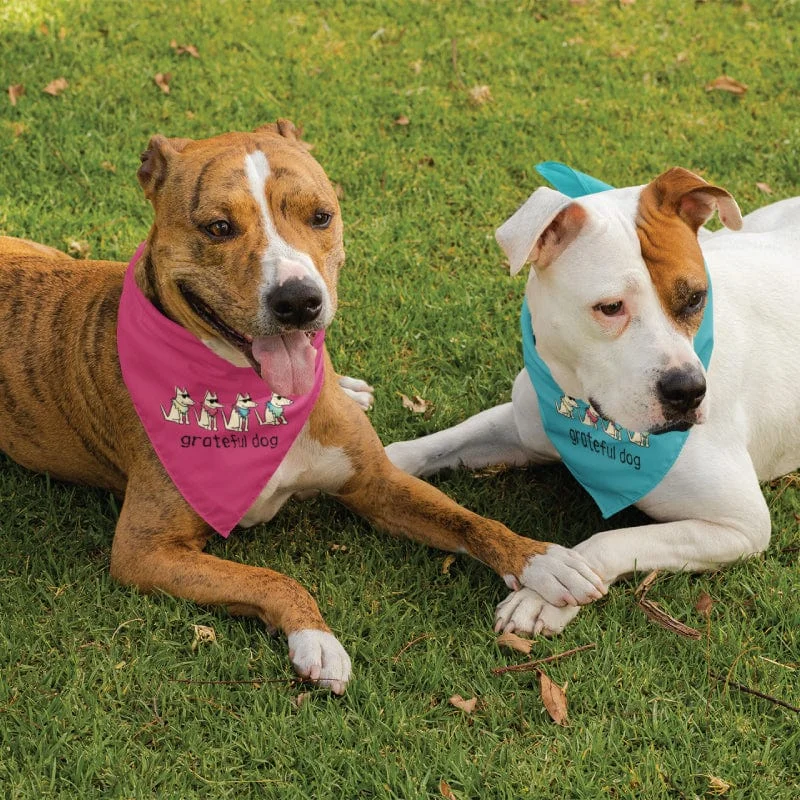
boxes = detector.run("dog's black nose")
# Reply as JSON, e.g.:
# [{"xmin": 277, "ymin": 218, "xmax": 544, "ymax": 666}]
[
  {"xmin": 657, "ymin": 367, "xmax": 706, "ymax": 414},
  {"xmin": 266, "ymin": 278, "xmax": 323, "ymax": 327}
]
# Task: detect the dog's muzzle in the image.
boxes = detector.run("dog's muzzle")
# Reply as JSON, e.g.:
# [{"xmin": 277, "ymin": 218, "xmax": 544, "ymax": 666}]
[
  {"xmin": 657, "ymin": 366, "xmax": 706, "ymax": 418},
  {"xmin": 265, "ymin": 277, "xmax": 323, "ymax": 328}
]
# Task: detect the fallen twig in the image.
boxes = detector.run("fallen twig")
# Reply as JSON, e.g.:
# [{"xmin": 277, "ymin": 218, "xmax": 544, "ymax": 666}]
[
  {"xmin": 711, "ymin": 672, "xmax": 800, "ymax": 714},
  {"xmin": 393, "ymin": 633, "xmax": 435, "ymax": 662},
  {"xmin": 491, "ymin": 643, "xmax": 596, "ymax": 675},
  {"xmin": 635, "ymin": 569, "xmax": 702, "ymax": 639}
]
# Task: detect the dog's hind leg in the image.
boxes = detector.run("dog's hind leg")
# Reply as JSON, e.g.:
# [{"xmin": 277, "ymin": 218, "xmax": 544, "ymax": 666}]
[
  {"xmin": 386, "ymin": 372, "xmax": 559, "ymax": 478},
  {"xmin": 386, "ymin": 402, "xmax": 531, "ymax": 477},
  {"xmin": 110, "ymin": 461, "xmax": 351, "ymax": 694}
]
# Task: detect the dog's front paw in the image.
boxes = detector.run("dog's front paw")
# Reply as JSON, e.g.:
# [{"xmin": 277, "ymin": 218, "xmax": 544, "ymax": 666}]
[
  {"xmin": 287, "ymin": 629, "xmax": 352, "ymax": 695},
  {"xmin": 495, "ymin": 588, "xmax": 582, "ymax": 636},
  {"xmin": 338, "ymin": 375, "xmax": 374, "ymax": 410},
  {"xmin": 519, "ymin": 544, "xmax": 607, "ymax": 607}
]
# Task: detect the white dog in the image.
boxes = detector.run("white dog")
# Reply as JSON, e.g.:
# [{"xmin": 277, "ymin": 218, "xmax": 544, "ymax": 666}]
[
  {"xmin": 160, "ymin": 386, "xmax": 194, "ymax": 424},
  {"xmin": 223, "ymin": 393, "xmax": 258, "ymax": 432},
  {"xmin": 386, "ymin": 165, "xmax": 800, "ymax": 636}
]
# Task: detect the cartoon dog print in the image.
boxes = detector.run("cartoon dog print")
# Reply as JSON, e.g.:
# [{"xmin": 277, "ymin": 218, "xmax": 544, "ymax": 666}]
[
  {"xmin": 627, "ymin": 430, "xmax": 650, "ymax": 448},
  {"xmin": 160, "ymin": 387, "xmax": 194, "ymax": 425},
  {"xmin": 257, "ymin": 393, "xmax": 293, "ymax": 426},
  {"xmin": 223, "ymin": 393, "xmax": 257, "ymax": 432},
  {"xmin": 604, "ymin": 419, "xmax": 623, "ymax": 441},
  {"xmin": 195, "ymin": 390, "xmax": 224, "ymax": 431},
  {"xmin": 555, "ymin": 394, "xmax": 579, "ymax": 419},
  {"xmin": 581, "ymin": 404, "xmax": 600, "ymax": 428}
]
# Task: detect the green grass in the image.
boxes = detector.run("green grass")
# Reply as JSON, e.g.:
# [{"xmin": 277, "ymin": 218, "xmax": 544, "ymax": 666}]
[{"xmin": 1, "ymin": 0, "xmax": 799, "ymax": 797}]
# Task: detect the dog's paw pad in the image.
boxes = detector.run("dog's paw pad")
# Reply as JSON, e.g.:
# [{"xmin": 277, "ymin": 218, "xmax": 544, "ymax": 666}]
[
  {"xmin": 494, "ymin": 588, "xmax": 581, "ymax": 636},
  {"xmin": 287, "ymin": 629, "xmax": 352, "ymax": 695},
  {"xmin": 338, "ymin": 375, "xmax": 374, "ymax": 410},
  {"xmin": 520, "ymin": 544, "xmax": 607, "ymax": 607}
]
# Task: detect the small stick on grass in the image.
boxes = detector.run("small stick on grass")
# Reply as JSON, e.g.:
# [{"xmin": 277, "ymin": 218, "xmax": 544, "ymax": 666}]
[
  {"xmin": 711, "ymin": 672, "xmax": 800, "ymax": 714},
  {"xmin": 491, "ymin": 643, "xmax": 596, "ymax": 676},
  {"xmin": 634, "ymin": 569, "xmax": 702, "ymax": 640},
  {"xmin": 393, "ymin": 633, "xmax": 435, "ymax": 662}
]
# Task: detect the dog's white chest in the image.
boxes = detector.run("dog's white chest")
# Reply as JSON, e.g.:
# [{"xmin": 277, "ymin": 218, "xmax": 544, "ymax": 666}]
[{"xmin": 238, "ymin": 428, "xmax": 354, "ymax": 527}]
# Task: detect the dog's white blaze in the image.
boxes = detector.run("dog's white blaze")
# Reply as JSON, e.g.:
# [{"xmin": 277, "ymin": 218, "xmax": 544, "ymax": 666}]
[{"xmin": 243, "ymin": 150, "xmax": 327, "ymax": 295}]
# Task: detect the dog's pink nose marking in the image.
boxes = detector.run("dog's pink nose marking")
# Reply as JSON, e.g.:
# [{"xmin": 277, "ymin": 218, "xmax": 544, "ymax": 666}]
[{"xmin": 276, "ymin": 258, "xmax": 310, "ymax": 286}]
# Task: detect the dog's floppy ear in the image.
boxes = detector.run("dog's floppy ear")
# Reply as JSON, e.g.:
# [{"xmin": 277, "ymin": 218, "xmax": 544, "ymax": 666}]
[
  {"xmin": 496, "ymin": 187, "xmax": 588, "ymax": 275},
  {"xmin": 137, "ymin": 135, "xmax": 192, "ymax": 201},
  {"xmin": 649, "ymin": 167, "xmax": 742, "ymax": 232},
  {"xmin": 253, "ymin": 119, "xmax": 312, "ymax": 149}
]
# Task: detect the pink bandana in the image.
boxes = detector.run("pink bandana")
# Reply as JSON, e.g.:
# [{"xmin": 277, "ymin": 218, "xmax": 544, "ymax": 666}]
[{"xmin": 117, "ymin": 244, "xmax": 325, "ymax": 536}]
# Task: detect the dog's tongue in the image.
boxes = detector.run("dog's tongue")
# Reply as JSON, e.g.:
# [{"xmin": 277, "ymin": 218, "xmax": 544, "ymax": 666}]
[{"xmin": 251, "ymin": 332, "xmax": 316, "ymax": 396}]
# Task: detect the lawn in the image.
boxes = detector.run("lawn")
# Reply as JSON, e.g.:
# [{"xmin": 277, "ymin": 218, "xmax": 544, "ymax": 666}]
[{"xmin": 1, "ymin": 0, "xmax": 798, "ymax": 797}]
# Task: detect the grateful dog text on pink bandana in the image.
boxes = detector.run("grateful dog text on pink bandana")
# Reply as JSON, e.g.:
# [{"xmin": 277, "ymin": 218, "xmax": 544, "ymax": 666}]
[{"xmin": 117, "ymin": 244, "xmax": 325, "ymax": 536}]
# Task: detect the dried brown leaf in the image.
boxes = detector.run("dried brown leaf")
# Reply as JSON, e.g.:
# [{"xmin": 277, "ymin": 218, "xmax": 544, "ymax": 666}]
[
  {"xmin": 538, "ymin": 670, "xmax": 568, "ymax": 725},
  {"xmin": 8, "ymin": 84, "xmax": 24, "ymax": 106},
  {"xmin": 497, "ymin": 631, "xmax": 532, "ymax": 655},
  {"xmin": 170, "ymin": 39, "xmax": 200, "ymax": 58},
  {"xmin": 441, "ymin": 554, "xmax": 456, "ymax": 575},
  {"xmin": 191, "ymin": 623, "xmax": 217, "ymax": 651},
  {"xmin": 11, "ymin": 122, "xmax": 27, "ymax": 138},
  {"xmin": 101, "ymin": 161, "xmax": 117, "ymax": 173},
  {"xmin": 468, "ymin": 84, "xmax": 492, "ymax": 106},
  {"xmin": 43, "ymin": 77, "xmax": 68, "ymax": 96},
  {"xmin": 411, "ymin": 59, "xmax": 423, "ymax": 74},
  {"xmin": 695, "ymin": 591, "xmax": 713, "ymax": 619},
  {"xmin": 439, "ymin": 780, "xmax": 458, "ymax": 800},
  {"xmin": 705, "ymin": 75, "xmax": 747, "ymax": 95},
  {"xmin": 59, "ymin": 27, "xmax": 67, "ymax": 40},
  {"xmin": 400, "ymin": 393, "xmax": 431, "ymax": 414},
  {"xmin": 154, "ymin": 72, "xmax": 172, "ymax": 94},
  {"xmin": 707, "ymin": 775, "xmax": 732, "ymax": 795},
  {"xmin": 66, "ymin": 239, "xmax": 91, "ymax": 259},
  {"xmin": 449, "ymin": 694, "xmax": 477, "ymax": 714},
  {"xmin": 293, "ymin": 691, "xmax": 311, "ymax": 708},
  {"xmin": 610, "ymin": 44, "xmax": 636, "ymax": 58},
  {"xmin": 620, "ymin": 0, "xmax": 636, "ymax": 5},
  {"xmin": 394, "ymin": 114, "xmax": 410, "ymax": 126},
  {"xmin": 756, "ymin": 181, "xmax": 773, "ymax": 195}
]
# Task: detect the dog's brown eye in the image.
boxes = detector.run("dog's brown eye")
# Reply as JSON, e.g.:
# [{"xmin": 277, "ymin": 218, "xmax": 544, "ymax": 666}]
[
  {"xmin": 204, "ymin": 220, "xmax": 234, "ymax": 239},
  {"xmin": 684, "ymin": 290, "xmax": 706, "ymax": 313},
  {"xmin": 310, "ymin": 210, "xmax": 333, "ymax": 230},
  {"xmin": 595, "ymin": 301, "xmax": 624, "ymax": 317}
]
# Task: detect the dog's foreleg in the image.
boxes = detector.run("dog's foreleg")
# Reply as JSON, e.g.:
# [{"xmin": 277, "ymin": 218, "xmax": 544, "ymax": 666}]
[
  {"xmin": 111, "ymin": 464, "xmax": 351, "ymax": 694},
  {"xmin": 335, "ymin": 420, "xmax": 604, "ymax": 609},
  {"xmin": 495, "ymin": 451, "xmax": 772, "ymax": 636}
]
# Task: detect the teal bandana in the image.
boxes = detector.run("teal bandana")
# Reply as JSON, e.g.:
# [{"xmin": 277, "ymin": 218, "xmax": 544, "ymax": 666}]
[{"xmin": 520, "ymin": 162, "xmax": 714, "ymax": 517}]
